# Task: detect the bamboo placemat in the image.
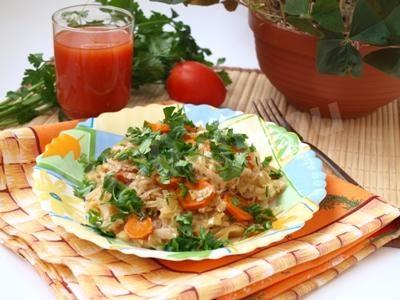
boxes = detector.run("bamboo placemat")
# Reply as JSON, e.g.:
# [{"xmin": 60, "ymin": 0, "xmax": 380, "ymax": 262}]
[{"xmin": 23, "ymin": 67, "xmax": 400, "ymax": 205}]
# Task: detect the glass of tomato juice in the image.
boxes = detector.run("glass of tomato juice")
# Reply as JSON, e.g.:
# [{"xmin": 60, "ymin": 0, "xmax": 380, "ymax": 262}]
[{"xmin": 52, "ymin": 5, "xmax": 133, "ymax": 119}]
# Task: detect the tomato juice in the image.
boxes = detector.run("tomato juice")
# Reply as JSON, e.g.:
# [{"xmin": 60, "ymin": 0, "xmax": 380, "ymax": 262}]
[{"xmin": 54, "ymin": 27, "xmax": 133, "ymax": 119}]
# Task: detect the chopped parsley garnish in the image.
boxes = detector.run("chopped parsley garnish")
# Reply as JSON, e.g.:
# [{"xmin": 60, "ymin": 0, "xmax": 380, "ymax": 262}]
[
  {"xmin": 178, "ymin": 182, "xmax": 188, "ymax": 198},
  {"xmin": 163, "ymin": 106, "xmax": 195, "ymax": 128},
  {"xmin": 262, "ymin": 156, "xmax": 272, "ymax": 167},
  {"xmin": 243, "ymin": 204, "xmax": 276, "ymax": 237},
  {"xmin": 269, "ymin": 169, "xmax": 283, "ymax": 179},
  {"xmin": 102, "ymin": 174, "xmax": 143, "ymax": 217},
  {"xmin": 116, "ymin": 107, "xmax": 197, "ymax": 183},
  {"xmin": 78, "ymin": 148, "xmax": 112, "ymax": 172},
  {"xmin": 215, "ymin": 150, "xmax": 248, "ymax": 181},
  {"xmin": 163, "ymin": 212, "xmax": 226, "ymax": 251},
  {"xmin": 88, "ymin": 209, "xmax": 102, "ymax": 226},
  {"xmin": 74, "ymin": 178, "xmax": 96, "ymax": 198},
  {"xmin": 205, "ymin": 122, "xmax": 255, "ymax": 181},
  {"xmin": 113, "ymin": 107, "xmax": 261, "ymax": 182},
  {"xmin": 244, "ymin": 222, "xmax": 272, "ymax": 237},
  {"xmin": 75, "ymin": 148, "xmax": 112, "ymax": 198},
  {"xmin": 245, "ymin": 204, "xmax": 275, "ymax": 224},
  {"xmin": 261, "ymin": 156, "xmax": 283, "ymax": 179},
  {"xmin": 231, "ymin": 196, "xmax": 241, "ymax": 206},
  {"xmin": 84, "ymin": 209, "xmax": 116, "ymax": 238}
]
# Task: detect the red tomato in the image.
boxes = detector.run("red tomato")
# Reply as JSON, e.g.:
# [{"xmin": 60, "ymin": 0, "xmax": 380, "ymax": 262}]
[{"xmin": 166, "ymin": 61, "xmax": 227, "ymax": 106}]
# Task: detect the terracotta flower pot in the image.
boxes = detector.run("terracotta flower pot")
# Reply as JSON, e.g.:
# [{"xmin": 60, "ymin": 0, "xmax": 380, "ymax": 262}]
[{"xmin": 249, "ymin": 11, "xmax": 400, "ymax": 118}]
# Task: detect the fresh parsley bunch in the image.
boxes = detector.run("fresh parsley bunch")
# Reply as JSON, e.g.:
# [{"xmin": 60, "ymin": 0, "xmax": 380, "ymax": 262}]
[
  {"xmin": 0, "ymin": 0, "xmax": 231, "ymax": 129},
  {"xmin": 0, "ymin": 54, "xmax": 57, "ymax": 129}
]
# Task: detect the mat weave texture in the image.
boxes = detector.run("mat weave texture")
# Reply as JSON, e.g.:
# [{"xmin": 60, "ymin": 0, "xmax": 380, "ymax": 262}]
[{"xmin": 23, "ymin": 68, "xmax": 400, "ymax": 205}]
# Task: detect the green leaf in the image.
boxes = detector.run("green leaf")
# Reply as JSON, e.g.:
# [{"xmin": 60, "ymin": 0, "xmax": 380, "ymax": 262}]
[
  {"xmin": 349, "ymin": 0, "xmax": 391, "ymax": 45},
  {"xmin": 88, "ymin": 209, "xmax": 103, "ymax": 227},
  {"xmin": 148, "ymin": 36, "xmax": 175, "ymax": 56},
  {"xmin": 163, "ymin": 213, "xmax": 226, "ymax": 252},
  {"xmin": 74, "ymin": 178, "xmax": 96, "ymax": 198},
  {"xmin": 385, "ymin": 6, "xmax": 400, "ymax": 44},
  {"xmin": 27, "ymin": 53, "xmax": 44, "ymax": 68},
  {"xmin": 311, "ymin": 0, "xmax": 344, "ymax": 33},
  {"xmin": 363, "ymin": 48, "xmax": 400, "ymax": 77},
  {"xmin": 216, "ymin": 70, "xmax": 232, "ymax": 86},
  {"xmin": 285, "ymin": 0, "xmax": 309, "ymax": 16},
  {"xmin": 244, "ymin": 204, "xmax": 275, "ymax": 224},
  {"xmin": 286, "ymin": 16, "xmax": 322, "ymax": 37},
  {"xmin": 102, "ymin": 174, "xmax": 143, "ymax": 215},
  {"xmin": 363, "ymin": 0, "xmax": 400, "ymax": 19},
  {"xmin": 217, "ymin": 152, "xmax": 247, "ymax": 181},
  {"xmin": 262, "ymin": 156, "xmax": 272, "ymax": 167},
  {"xmin": 317, "ymin": 39, "xmax": 362, "ymax": 76}
]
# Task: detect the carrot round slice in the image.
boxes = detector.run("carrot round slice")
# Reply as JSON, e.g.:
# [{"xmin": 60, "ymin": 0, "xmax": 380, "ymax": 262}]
[
  {"xmin": 154, "ymin": 175, "xmax": 181, "ymax": 190},
  {"xmin": 115, "ymin": 171, "xmax": 131, "ymax": 185},
  {"xmin": 124, "ymin": 215, "xmax": 153, "ymax": 239},
  {"xmin": 146, "ymin": 122, "xmax": 170, "ymax": 133},
  {"xmin": 183, "ymin": 133, "xmax": 196, "ymax": 144},
  {"xmin": 223, "ymin": 194, "xmax": 253, "ymax": 222},
  {"xmin": 178, "ymin": 179, "xmax": 216, "ymax": 210},
  {"xmin": 184, "ymin": 124, "xmax": 196, "ymax": 132}
]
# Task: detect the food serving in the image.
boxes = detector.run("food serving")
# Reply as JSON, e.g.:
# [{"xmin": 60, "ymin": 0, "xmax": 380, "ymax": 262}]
[{"xmin": 75, "ymin": 106, "xmax": 286, "ymax": 251}]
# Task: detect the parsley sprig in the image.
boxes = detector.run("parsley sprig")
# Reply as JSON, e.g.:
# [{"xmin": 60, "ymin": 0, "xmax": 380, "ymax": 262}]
[
  {"xmin": 74, "ymin": 148, "xmax": 112, "ymax": 198},
  {"xmin": 117, "ymin": 107, "xmax": 197, "ymax": 183},
  {"xmin": 164, "ymin": 212, "xmax": 226, "ymax": 251},
  {"xmin": 84, "ymin": 209, "xmax": 116, "ymax": 238},
  {"xmin": 74, "ymin": 178, "xmax": 96, "ymax": 198},
  {"xmin": 200, "ymin": 121, "xmax": 256, "ymax": 181},
  {"xmin": 0, "ymin": 54, "xmax": 57, "ymax": 129},
  {"xmin": 244, "ymin": 204, "xmax": 276, "ymax": 237},
  {"xmin": 102, "ymin": 174, "xmax": 143, "ymax": 216},
  {"xmin": 262, "ymin": 155, "xmax": 283, "ymax": 179}
]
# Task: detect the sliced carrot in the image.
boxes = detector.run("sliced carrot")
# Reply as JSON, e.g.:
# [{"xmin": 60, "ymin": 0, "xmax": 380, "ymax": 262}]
[
  {"xmin": 178, "ymin": 179, "xmax": 216, "ymax": 210},
  {"xmin": 115, "ymin": 171, "xmax": 131, "ymax": 185},
  {"xmin": 179, "ymin": 192, "xmax": 216, "ymax": 210},
  {"xmin": 146, "ymin": 122, "xmax": 170, "ymax": 133},
  {"xmin": 223, "ymin": 193, "xmax": 253, "ymax": 222},
  {"xmin": 124, "ymin": 215, "xmax": 153, "ymax": 239},
  {"xmin": 184, "ymin": 178, "xmax": 208, "ymax": 190},
  {"xmin": 154, "ymin": 175, "xmax": 182, "ymax": 190},
  {"xmin": 184, "ymin": 124, "xmax": 196, "ymax": 132},
  {"xmin": 183, "ymin": 133, "xmax": 196, "ymax": 144}
]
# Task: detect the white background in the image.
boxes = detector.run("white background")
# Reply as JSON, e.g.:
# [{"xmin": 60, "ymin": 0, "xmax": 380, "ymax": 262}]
[{"xmin": 0, "ymin": 1, "xmax": 399, "ymax": 299}]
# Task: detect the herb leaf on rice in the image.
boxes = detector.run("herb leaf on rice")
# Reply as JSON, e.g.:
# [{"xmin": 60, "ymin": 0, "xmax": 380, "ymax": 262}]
[{"xmin": 77, "ymin": 106, "xmax": 286, "ymax": 251}]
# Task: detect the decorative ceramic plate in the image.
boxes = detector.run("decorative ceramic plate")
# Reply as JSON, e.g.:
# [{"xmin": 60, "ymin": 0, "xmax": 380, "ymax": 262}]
[{"xmin": 33, "ymin": 104, "xmax": 326, "ymax": 261}]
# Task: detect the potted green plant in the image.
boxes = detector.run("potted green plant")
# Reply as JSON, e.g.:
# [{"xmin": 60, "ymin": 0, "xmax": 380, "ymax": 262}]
[{"xmin": 154, "ymin": 0, "xmax": 400, "ymax": 118}]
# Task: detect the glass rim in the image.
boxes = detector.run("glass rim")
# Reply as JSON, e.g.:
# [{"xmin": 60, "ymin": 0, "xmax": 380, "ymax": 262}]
[{"xmin": 52, "ymin": 4, "xmax": 134, "ymax": 33}]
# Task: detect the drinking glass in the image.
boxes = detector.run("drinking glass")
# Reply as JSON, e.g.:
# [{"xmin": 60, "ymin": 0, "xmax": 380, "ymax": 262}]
[{"xmin": 52, "ymin": 4, "xmax": 134, "ymax": 119}]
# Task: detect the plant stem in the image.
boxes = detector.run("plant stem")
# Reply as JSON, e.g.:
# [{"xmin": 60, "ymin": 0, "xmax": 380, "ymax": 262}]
[
  {"xmin": 278, "ymin": 0, "xmax": 286, "ymax": 24},
  {"xmin": 0, "ymin": 95, "xmax": 43, "ymax": 117}
]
